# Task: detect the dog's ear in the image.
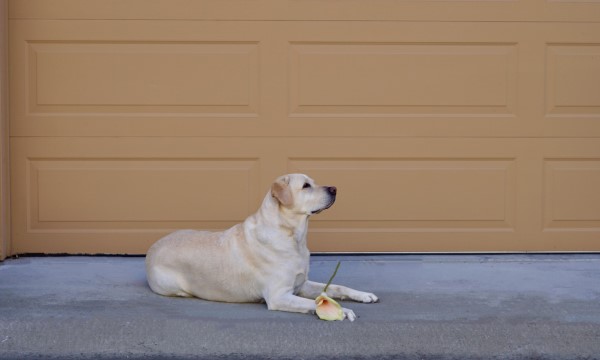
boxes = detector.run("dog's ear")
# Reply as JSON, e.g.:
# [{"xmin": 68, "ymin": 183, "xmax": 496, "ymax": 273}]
[{"xmin": 271, "ymin": 177, "xmax": 293, "ymax": 207}]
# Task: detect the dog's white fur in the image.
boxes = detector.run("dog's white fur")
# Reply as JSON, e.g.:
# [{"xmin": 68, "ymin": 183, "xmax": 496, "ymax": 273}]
[{"xmin": 146, "ymin": 174, "xmax": 378, "ymax": 321}]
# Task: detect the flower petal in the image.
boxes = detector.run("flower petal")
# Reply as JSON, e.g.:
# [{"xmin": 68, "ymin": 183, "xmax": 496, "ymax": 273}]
[{"xmin": 315, "ymin": 293, "xmax": 344, "ymax": 321}]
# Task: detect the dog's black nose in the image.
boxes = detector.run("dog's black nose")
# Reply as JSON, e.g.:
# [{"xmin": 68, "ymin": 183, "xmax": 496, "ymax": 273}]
[{"xmin": 327, "ymin": 186, "xmax": 337, "ymax": 196}]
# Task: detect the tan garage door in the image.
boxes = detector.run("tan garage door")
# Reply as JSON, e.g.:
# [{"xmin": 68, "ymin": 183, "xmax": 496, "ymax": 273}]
[{"xmin": 8, "ymin": 1, "xmax": 600, "ymax": 254}]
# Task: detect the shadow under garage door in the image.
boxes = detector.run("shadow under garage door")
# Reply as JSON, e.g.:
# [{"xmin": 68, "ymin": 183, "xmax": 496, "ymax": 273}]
[{"xmin": 8, "ymin": 0, "xmax": 600, "ymax": 255}]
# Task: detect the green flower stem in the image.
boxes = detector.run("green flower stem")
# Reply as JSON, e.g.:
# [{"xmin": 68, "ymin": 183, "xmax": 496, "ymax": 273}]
[{"xmin": 323, "ymin": 261, "xmax": 341, "ymax": 293}]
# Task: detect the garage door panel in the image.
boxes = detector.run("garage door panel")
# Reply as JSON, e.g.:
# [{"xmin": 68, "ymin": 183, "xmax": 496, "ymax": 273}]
[
  {"xmin": 545, "ymin": 43, "xmax": 600, "ymax": 137},
  {"xmin": 283, "ymin": 22, "xmax": 535, "ymax": 137},
  {"xmin": 547, "ymin": 45, "xmax": 600, "ymax": 110},
  {"xmin": 542, "ymin": 24, "xmax": 600, "ymax": 137},
  {"xmin": 544, "ymin": 159, "xmax": 600, "ymax": 229},
  {"xmin": 33, "ymin": 41, "xmax": 259, "ymax": 110},
  {"xmin": 10, "ymin": 20, "xmax": 270, "ymax": 137},
  {"xmin": 10, "ymin": 137, "xmax": 268, "ymax": 254},
  {"xmin": 34, "ymin": 159, "xmax": 259, "ymax": 223},
  {"xmin": 289, "ymin": 159, "xmax": 515, "ymax": 228},
  {"xmin": 539, "ymin": 140, "xmax": 600, "ymax": 251},
  {"xmin": 290, "ymin": 43, "xmax": 516, "ymax": 114},
  {"xmin": 287, "ymin": 139, "xmax": 524, "ymax": 253}
]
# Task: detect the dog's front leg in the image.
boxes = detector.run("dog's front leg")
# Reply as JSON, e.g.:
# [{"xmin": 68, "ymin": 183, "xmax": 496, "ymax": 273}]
[
  {"xmin": 265, "ymin": 292, "xmax": 316, "ymax": 314},
  {"xmin": 265, "ymin": 292, "xmax": 356, "ymax": 321},
  {"xmin": 299, "ymin": 280, "xmax": 379, "ymax": 304}
]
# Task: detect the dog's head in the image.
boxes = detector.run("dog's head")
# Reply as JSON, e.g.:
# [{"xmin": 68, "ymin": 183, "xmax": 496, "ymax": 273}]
[{"xmin": 271, "ymin": 174, "xmax": 336, "ymax": 216}]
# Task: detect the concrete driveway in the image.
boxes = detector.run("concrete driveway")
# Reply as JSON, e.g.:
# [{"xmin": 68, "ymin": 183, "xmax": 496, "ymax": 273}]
[{"xmin": 1, "ymin": 254, "xmax": 599, "ymax": 359}]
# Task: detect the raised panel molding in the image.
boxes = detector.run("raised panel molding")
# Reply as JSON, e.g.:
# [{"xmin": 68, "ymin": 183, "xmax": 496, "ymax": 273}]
[
  {"xmin": 290, "ymin": 43, "xmax": 518, "ymax": 117},
  {"xmin": 25, "ymin": 157, "xmax": 260, "ymax": 234},
  {"xmin": 546, "ymin": 44, "xmax": 600, "ymax": 119},
  {"xmin": 544, "ymin": 159, "xmax": 600, "ymax": 230},
  {"xmin": 29, "ymin": 41, "xmax": 260, "ymax": 115},
  {"xmin": 289, "ymin": 158, "xmax": 517, "ymax": 231}
]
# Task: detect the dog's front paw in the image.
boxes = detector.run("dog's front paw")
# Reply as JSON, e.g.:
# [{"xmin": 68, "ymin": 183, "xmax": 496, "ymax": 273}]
[
  {"xmin": 355, "ymin": 292, "xmax": 379, "ymax": 304},
  {"xmin": 342, "ymin": 308, "xmax": 356, "ymax": 322}
]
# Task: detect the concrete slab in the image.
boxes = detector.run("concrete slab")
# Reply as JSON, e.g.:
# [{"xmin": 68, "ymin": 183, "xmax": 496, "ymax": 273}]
[{"xmin": 0, "ymin": 254, "xmax": 599, "ymax": 359}]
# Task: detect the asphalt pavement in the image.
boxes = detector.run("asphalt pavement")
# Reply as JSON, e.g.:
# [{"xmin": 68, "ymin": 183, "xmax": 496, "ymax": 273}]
[{"xmin": 1, "ymin": 254, "xmax": 599, "ymax": 359}]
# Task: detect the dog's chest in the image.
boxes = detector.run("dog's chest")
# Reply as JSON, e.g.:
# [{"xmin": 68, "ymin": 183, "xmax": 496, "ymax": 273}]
[
  {"xmin": 293, "ymin": 272, "xmax": 307, "ymax": 294},
  {"xmin": 292, "ymin": 257, "xmax": 310, "ymax": 294}
]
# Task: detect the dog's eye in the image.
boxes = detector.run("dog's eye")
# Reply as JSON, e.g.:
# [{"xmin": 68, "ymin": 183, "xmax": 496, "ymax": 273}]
[{"xmin": 302, "ymin": 183, "xmax": 312, "ymax": 189}]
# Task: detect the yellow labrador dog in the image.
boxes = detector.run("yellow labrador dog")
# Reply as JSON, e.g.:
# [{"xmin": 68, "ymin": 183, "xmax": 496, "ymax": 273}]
[{"xmin": 146, "ymin": 174, "xmax": 378, "ymax": 321}]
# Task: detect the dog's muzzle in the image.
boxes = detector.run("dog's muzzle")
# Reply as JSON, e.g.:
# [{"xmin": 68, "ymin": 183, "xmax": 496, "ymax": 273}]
[{"xmin": 311, "ymin": 186, "xmax": 337, "ymax": 215}]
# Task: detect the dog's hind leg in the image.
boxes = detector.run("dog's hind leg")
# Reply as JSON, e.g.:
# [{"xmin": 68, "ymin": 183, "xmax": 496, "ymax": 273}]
[{"xmin": 147, "ymin": 266, "xmax": 192, "ymax": 298}]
